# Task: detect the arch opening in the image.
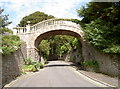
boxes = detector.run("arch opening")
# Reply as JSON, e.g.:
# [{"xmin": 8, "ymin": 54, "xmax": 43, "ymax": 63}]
[
  {"xmin": 35, "ymin": 29, "xmax": 83, "ymax": 48},
  {"xmin": 34, "ymin": 30, "xmax": 84, "ymax": 64}
]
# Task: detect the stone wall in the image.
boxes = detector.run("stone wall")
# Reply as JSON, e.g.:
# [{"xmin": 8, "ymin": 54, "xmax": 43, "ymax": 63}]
[
  {"xmin": 81, "ymin": 40, "xmax": 119, "ymax": 76},
  {"xmin": 62, "ymin": 49, "xmax": 83, "ymax": 64},
  {"xmin": 46, "ymin": 49, "xmax": 83, "ymax": 64},
  {"xmin": 0, "ymin": 53, "xmax": 2, "ymax": 89},
  {"xmin": 2, "ymin": 42, "xmax": 27, "ymax": 86},
  {"xmin": 48, "ymin": 54, "xmax": 58, "ymax": 61}
]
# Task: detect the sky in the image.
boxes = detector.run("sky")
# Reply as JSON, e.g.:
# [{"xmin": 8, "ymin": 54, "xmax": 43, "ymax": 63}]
[{"xmin": 0, "ymin": 0, "xmax": 90, "ymax": 29}]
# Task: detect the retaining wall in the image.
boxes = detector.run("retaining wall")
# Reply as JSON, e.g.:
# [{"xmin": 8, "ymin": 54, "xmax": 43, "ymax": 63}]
[
  {"xmin": 82, "ymin": 41, "xmax": 119, "ymax": 76},
  {"xmin": 2, "ymin": 42, "xmax": 27, "ymax": 86}
]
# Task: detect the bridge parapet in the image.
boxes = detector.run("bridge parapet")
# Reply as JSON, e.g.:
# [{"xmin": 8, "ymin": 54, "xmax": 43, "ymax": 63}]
[
  {"xmin": 13, "ymin": 27, "xmax": 27, "ymax": 35},
  {"xmin": 13, "ymin": 18, "xmax": 81, "ymax": 35},
  {"xmin": 13, "ymin": 18, "xmax": 84, "ymax": 61}
]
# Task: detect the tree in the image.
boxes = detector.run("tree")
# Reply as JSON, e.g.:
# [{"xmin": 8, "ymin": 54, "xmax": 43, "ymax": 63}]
[
  {"xmin": 77, "ymin": 2, "xmax": 120, "ymax": 54},
  {"xmin": 18, "ymin": 11, "xmax": 54, "ymax": 27},
  {"xmin": 77, "ymin": 2, "xmax": 120, "ymax": 25},
  {"xmin": 18, "ymin": 11, "xmax": 82, "ymax": 59},
  {"xmin": 39, "ymin": 40, "xmax": 51, "ymax": 58},
  {"xmin": 0, "ymin": 8, "xmax": 12, "ymax": 34},
  {"xmin": 38, "ymin": 35, "xmax": 81, "ymax": 59},
  {"xmin": 0, "ymin": 8, "xmax": 21, "ymax": 55},
  {"xmin": 2, "ymin": 35, "xmax": 21, "ymax": 55}
]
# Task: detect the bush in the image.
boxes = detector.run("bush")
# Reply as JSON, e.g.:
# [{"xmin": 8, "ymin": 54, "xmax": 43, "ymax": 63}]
[
  {"xmin": 32, "ymin": 62, "xmax": 44, "ymax": 69},
  {"xmin": 24, "ymin": 57, "xmax": 32, "ymax": 65},
  {"xmin": 32, "ymin": 66, "xmax": 37, "ymax": 72},
  {"xmin": 83, "ymin": 19, "xmax": 120, "ymax": 54},
  {"xmin": 22, "ymin": 58, "xmax": 44, "ymax": 73},
  {"xmin": 2, "ymin": 35, "xmax": 21, "ymax": 55},
  {"xmin": 44, "ymin": 59, "xmax": 48, "ymax": 64},
  {"xmin": 83, "ymin": 60, "xmax": 99, "ymax": 72},
  {"xmin": 73, "ymin": 56, "xmax": 76, "ymax": 63},
  {"xmin": 21, "ymin": 72, "xmax": 27, "ymax": 74},
  {"xmin": 39, "ymin": 62, "xmax": 44, "ymax": 68},
  {"xmin": 22, "ymin": 65, "xmax": 37, "ymax": 72}
]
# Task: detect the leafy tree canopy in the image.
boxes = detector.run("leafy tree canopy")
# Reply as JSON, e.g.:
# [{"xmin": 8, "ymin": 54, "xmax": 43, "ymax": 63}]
[
  {"xmin": 18, "ymin": 11, "xmax": 82, "ymax": 59},
  {"xmin": 18, "ymin": 11, "xmax": 54, "ymax": 27},
  {"xmin": 39, "ymin": 40, "xmax": 51, "ymax": 58},
  {"xmin": 0, "ymin": 7, "xmax": 12, "ymax": 34},
  {"xmin": 77, "ymin": 2, "xmax": 120, "ymax": 54},
  {"xmin": 0, "ymin": 8, "xmax": 21, "ymax": 55},
  {"xmin": 1, "ymin": 35, "xmax": 21, "ymax": 55},
  {"xmin": 77, "ymin": 2, "xmax": 120, "ymax": 25},
  {"xmin": 39, "ymin": 35, "xmax": 81, "ymax": 58}
]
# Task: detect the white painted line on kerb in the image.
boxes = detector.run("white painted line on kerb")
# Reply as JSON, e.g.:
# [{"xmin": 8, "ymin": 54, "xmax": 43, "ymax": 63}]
[
  {"xmin": 3, "ymin": 73, "xmax": 34, "ymax": 89},
  {"xmin": 3, "ymin": 70, "xmax": 44, "ymax": 89},
  {"xmin": 74, "ymin": 70, "xmax": 107, "ymax": 87},
  {"xmin": 69, "ymin": 66, "xmax": 117, "ymax": 88},
  {"xmin": 78, "ymin": 71, "xmax": 119, "ymax": 88}
]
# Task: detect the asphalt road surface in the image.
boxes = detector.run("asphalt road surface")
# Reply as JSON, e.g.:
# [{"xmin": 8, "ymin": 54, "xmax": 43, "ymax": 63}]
[{"xmin": 7, "ymin": 61, "xmax": 116, "ymax": 89}]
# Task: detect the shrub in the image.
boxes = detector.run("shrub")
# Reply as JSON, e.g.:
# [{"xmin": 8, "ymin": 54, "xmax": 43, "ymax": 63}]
[
  {"xmin": 44, "ymin": 58, "xmax": 48, "ymax": 64},
  {"xmin": 39, "ymin": 62, "xmax": 44, "ymax": 68},
  {"xmin": 22, "ymin": 65, "xmax": 35, "ymax": 72},
  {"xmin": 31, "ymin": 61, "xmax": 44, "ymax": 69},
  {"xmin": 22, "ymin": 58, "xmax": 44, "ymax": 73},
  {"xmin": 83, "ymin": 19, "xmax": 120, "ymax": 54},
  {"xmin": 32, "ymin": 66, "xmax": 37, "ymax": 72},
  {"xmin": 24, "ymin": 57, "xmax": 32, "ymax": 65},
  {"xmin": 36, "ymin": 62, "xmax": 44, "ymax": 68},
  {"xmin": 83, "ymin": 60, "xmax": 99, "ymax": 72},
  {"xmin": 21, "ymin": 72, "xmax": 27, "ymax": 74},
  {"xmin": 2, "ymin": 35, "xmax": 21, "ymax": 55},
  {"xmin": 73, "ymin": 56, "xmax": 76, "ymax": 63},
  {"xmin": 22, "ymin": 64, "xmax": 38, "ymax": 72}
]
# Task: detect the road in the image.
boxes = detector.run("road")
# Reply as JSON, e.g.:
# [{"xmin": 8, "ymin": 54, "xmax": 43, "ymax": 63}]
[{"xmin": 6, "ymin": 61, "xmax": 114, "ymax": 88}]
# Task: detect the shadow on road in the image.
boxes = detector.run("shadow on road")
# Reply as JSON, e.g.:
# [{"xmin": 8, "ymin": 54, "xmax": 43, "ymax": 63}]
[
  {"xmin": 44, "ymin": 60, "xmax": 84, "ymax": 70},
  {"xmin": 44, "ymin": 64, "xmax": 76, "ymax": 68}
]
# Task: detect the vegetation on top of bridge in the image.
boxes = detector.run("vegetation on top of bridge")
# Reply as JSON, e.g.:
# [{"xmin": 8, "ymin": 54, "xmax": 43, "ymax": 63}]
[
  {"xmin": 1, "ymin": 2, "xmax": 120, "ymax": 56},
  {"xmin": 77, "ymin": 2, "xmax": 120, "ymax": 54},
  {"xmin": 17, "ymin": 11, "xmax": 82, "ymax": 59},
  {"xmin": 18, "ymin": 11, "xmax": 54, "ymax": 27},
  {"xmin": 16, "ymin": 2, "xmax": 120, "ymax": 57},
  {"xmin": 17, "ymin": 11, "xmax": 81, "ymax": 27}
]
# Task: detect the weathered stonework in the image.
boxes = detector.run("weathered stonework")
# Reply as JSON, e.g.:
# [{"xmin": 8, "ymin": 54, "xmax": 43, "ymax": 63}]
[
  {"xmin": 81, "ymin": 41, "xmax": 119, "ymax": 76},
  {"xmin": 13, "ymin": 18, "xmax": 119, "ymax": 76},
  {"xmin": 61, "ymin": 49, "xmax": 83, "ymax": 64},
  {"xmin": 0, "ymin": 53, "xmax": 2, "ymax": 88},
  {"xmin": 13, "ymin": 18, "xmax": 84, "ymax": 61},
  {"xmin": 2, "ymin": 42, "xmax": 27, "ymax": 86}
]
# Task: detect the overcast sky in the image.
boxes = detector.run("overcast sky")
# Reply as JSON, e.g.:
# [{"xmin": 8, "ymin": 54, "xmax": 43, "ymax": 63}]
[{"xmin": 0, "ymin": 0, "xmax": 90, "ymax": 29}]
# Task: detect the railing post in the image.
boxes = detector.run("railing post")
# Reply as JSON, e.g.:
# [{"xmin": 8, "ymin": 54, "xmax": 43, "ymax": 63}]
[
  {"xmin": 26, "ymin": 24, "xmax": 31, "ymax": 33},
  {"xmin": 13, "ymin": 28, "xmax": 18, "ymax": 35}
]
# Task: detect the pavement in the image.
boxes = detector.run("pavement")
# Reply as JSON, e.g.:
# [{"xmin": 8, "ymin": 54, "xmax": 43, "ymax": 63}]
[
  {"xmin": 66, "ymin": 61, "xmax": 119, "ymax": 88},
  {"xmin": 3, "ymin": 60, "xmax": 119, "ymax": 89}
]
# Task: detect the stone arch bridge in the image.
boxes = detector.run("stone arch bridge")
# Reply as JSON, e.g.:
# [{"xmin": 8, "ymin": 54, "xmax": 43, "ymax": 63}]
[{"xmin": 13, "ymin": 18, "xmax": 84, "ymax": 61}]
